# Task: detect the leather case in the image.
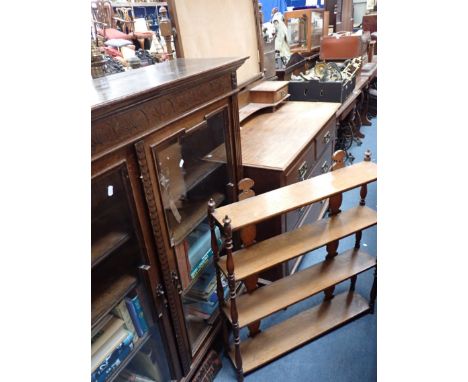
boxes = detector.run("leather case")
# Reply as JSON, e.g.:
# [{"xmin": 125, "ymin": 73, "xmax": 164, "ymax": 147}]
[{"xmin": 319, "ymin": 35, "xmax": 361, "ymax": 60}]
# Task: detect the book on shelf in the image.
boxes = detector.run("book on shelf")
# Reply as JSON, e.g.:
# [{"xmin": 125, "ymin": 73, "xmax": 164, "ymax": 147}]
[
  {"xmin": 187, "ymin": 224, "xmax": 221, "ymax": 278},
  {"xmin": 116, "ymin": 369, "xmax": 157, "ymax": 382},
  {"xmin": 92, "ymin": 339, "xmax": 134, "ymax": 382},
  {"xmin": 183, "ymin": 263, "xmax": 228, "ymax": 319},
  {"xmin": 125, "ymin": 294, "xmax": 149, "ymax": 338},
  {"xmin": 92, "ymin": 328, "xmax": 134, "ymax": 377},
  {"xmin": 92, "ymin": 314, "xmax": 114, "ymax": 339},
  {"xmin": 175, "ymin": 223, "xmax": 222, "ymax": 289},
  {"xmin": 92, "ymin": 316, "xmax": 125, "ymax": 357},
  {"xmin": 112, "ymin": 300, "xmax": 138, "ymax": 344}
]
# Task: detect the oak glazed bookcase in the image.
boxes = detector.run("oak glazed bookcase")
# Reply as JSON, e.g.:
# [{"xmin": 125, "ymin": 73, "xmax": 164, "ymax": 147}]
[
  {"xmin": 91, "ymin": 57, "xmax": 247, "ymax": 381},
  {"xmin": 208, "ymin": 150, "xmax": 377, "ymax": 381}
]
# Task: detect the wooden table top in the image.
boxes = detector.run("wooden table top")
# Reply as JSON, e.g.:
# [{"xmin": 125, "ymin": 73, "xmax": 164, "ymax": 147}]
[
  {"xmin": 91, "ymin": 57, "xmax": 247, "ymax": 110},
  {"xmin": 240, "ymin": 101, "xmax": 340, "ymax": 171}
]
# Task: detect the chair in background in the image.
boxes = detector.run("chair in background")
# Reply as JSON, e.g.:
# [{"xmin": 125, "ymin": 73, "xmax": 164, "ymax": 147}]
[
  {"xmin": 115, "ymin": 7, "xmax": 154, "ymax": 50},
  {"xmin": 91, "ymin": 0, "xmax": 133, "ymax": 44}
]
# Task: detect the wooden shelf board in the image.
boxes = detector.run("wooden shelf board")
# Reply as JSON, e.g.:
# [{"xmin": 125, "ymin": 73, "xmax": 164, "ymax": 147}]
[
  {"xmin": 218, "ymin": 206, "xmax": 377, "ymax": 280},
  {"xmin": 184, "ymin": 160, "xmax": 223, "ymax": 192},
  {"xmin": 92, "ymin": 274, "xmax": 138, "ymax": 327},
  {"xmin": 223, "ymin": 249, "xmax": 375, "ymax": 327},
  {"xmin": 106, "ymin": 331, "xmax": 151, "ymax": 382},
  {"xmin": 168, "ymin": 192, "xmax": 225, "ymax": 245},
  {"xmin": 91, "ymin": 231, "xmax": 131, "ymax": 267},
  {"xmin": 239, "ymin": 94, "xmax": 290, "ymax": 123},
  {"xmin": 212, "ymin": 161, "xmax": 377, "ymax": 230},
  {"xmin": 228, "ymin": 292, "xmax": 369, "ymax": 373}
]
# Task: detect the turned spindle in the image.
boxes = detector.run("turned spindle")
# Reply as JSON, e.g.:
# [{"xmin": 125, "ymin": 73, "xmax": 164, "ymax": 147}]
[
  {"xmin": 238, "ymin": 178, "xmax": 261, "ymax": 337},
  {"xmin": 369, "ymin": 266, "xmax": 377, "ymax": 314},
  {"xmin": 324, "ymin": 151, "xmax": 347, "ymax": 301},
  {"xmin": 208, "ymin": 199, "xmax": 229, "ymax": 351},
  {"xmin": 349, "ymin": 275, "xmax": 357, "ymax": 291},
  {"xmin": 158, "ymin": 7, "xmax": 173, "ymax": 60},
  {"xmin": 360, "ymin": 149, "xmax": 372, "ymax": 206},
  {"xmin": 224, "ymin": 215, "xmax": 243, "ymax": 380},
  {"xmin": 328, "ymin": 150, "xmax": 346, "ymax": 216}
]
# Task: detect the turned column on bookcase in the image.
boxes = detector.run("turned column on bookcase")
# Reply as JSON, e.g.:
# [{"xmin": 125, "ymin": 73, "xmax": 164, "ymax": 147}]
[
  {"xmin": 350, "ymin": 149, "xmax": 372, "ymax": 292},
  {"xmin": 323, "ymin": 150, "xmax": 346, "ymax": 301},
  {"xmin": 358, "ymin": 149, "xmax": 377, "ymax": 312},
  {"xmin": 223, "ymin": 215, "xmax": 244, "ymax": 381},
  {"xmin": 237, "ymin": 178, "xmax": 261, "ymax": 338},
  {"xmin": 207, "ymin": 199, "xmax": 229, "ymax": 350}
]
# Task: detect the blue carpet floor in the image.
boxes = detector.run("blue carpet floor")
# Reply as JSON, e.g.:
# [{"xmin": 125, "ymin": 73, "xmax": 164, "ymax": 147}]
[{"xmin": 215, "ymin": 117, "xmax": 377, "ymax": 382}]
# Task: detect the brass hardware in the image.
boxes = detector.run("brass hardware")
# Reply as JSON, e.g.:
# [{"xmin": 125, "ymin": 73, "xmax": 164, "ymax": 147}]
[
  {"xmin": 321, "ymin": 161, "xmax": 330, "ymax": 174},
  {"xmin": 298, "ymin": 161, "xmax": 308, "ymax": 181},
  {"xmin": 171, "ymin": 271, "xmax": 183, "ymax": 295},
  {"xmin": 155, "ymin": 283, "xmax": 168, "ymax": 317},
  {"xmin": 323, "ymin": 131, "xmax": 331, "ymax": 145}
]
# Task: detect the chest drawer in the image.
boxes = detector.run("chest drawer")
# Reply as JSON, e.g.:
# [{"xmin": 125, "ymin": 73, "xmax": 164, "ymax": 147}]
[
  {"xmin": 249, "ymin": 81, "xmax": 289, "ymax": 104},
  {"xmin": 315, "ymin": 116, "xmax": 336, "ymax": 160},
  {"xmin": 284, "ymin": 144, "xmax": 316, "ymax": 186},
  {"xmin": 285, "ymin": 146, "xmax": 332, "ymax": 232},
  {"xmin": 284, "ymin": 144, "xmax": 316, "ymax": 231}
]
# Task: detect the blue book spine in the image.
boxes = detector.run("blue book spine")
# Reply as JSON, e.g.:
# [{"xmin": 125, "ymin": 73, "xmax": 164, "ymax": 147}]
[
  {"xmin": 125, "ymin": 298, "xmax": 145, "ymax": 337},
  {"xmin": 91, "ymin": 332, "xmax": 134, "ymax": 382},
  {"xmin": 127, "ymin": 295, "xmax": 149, "ymax": 336}
]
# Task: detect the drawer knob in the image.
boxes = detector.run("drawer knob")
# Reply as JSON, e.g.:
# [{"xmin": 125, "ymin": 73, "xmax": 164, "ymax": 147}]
[
  {"xmin": 298, "ymin": 161, "xmax": 308, "ymax": 181},
  {"xmin": 323, "ymin": 131, "xmax": 331, "ymax": 145}
]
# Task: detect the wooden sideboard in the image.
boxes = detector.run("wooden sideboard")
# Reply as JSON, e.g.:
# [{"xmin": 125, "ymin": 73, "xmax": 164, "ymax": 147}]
[
  {"xmin": 92, "ymin": 56, "xmax": 247, "ymax": 381},
  {"xmin": 239, "ymin": 101, "xmax": 340, "ymax": 278}
]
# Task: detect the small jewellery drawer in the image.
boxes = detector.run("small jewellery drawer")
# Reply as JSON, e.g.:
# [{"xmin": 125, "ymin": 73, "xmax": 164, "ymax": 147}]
[
  {"xmin": 315, "ymin": 117, "xmax": 336, "ymax": 160},
  {"xmin": 249, "ymin": 81, "xmax": 289, "ymax": 104}
]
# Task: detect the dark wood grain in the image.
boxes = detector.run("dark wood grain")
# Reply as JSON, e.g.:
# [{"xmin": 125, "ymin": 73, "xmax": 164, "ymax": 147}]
[
  {"xmin": 91, "ymin": 231, "xmax": 130, "ymax": 267},
  {"xmin": 91, "ymin": 274, "xmax": 137, "ymax": 326}
]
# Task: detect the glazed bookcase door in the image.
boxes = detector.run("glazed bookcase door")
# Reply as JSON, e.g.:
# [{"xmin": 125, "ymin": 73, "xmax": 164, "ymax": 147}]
[
  {"xmin": 91, "ymin": 163, "xmax": 174, "ymax": 382},
  {"xmin": 139, "ymin": 106, "xmax": 235, "ymax": 361}
]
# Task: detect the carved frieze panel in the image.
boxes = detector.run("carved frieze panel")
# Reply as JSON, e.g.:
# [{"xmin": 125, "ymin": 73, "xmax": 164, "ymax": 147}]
[{"xmin": 92, "ymin": 74, "xmax": 232, "ymax": 156}]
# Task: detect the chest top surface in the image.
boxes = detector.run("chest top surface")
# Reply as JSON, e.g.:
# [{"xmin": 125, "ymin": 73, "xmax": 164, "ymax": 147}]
[
  {"xmin": 240, "ymin": 101, "xmax": 340, "ymax": 171},
  {"xmin": 91, "ymin": 57, "xmax": 246, "ymax": 111}
]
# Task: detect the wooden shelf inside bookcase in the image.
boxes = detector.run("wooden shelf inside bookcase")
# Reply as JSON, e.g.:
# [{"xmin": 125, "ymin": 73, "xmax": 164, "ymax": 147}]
[
  {"xmin": 218, "ymin": 206, "xmax": 377, "ymax": 280},
  {"xmin": 91, "ymin": 231, "xmax": 131, "ymax": 267},
  {"xmin": 184, "ymin": 160, "xmax": 223, "ymax": 192},
  {"xmin": 223, "ymin": 248, "xmax": 375, "ymax": 327},
  {"xmin": 168, "ymin": 192, "xmax": 225, "ymax": 245},
  {"xmin": 229, "ymin": 292, "xmax": 369, "ymax": 373},
  {"xmin": 212, "ymin": 161, "xmax": 377, "ymax": 230},
  {"xmin": 91, "ymin": 274, "xmax": 137, "ymax": 327},
  {"xmin": 106, "ymin": 331, "xmax": 151, "ymax": 382}
]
